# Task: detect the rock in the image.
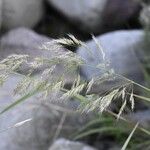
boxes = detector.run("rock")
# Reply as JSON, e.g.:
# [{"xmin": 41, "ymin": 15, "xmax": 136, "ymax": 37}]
[
  {"xmin": 47, "ymin": 0, "xmax": 140, "ymax": 34},
  {"xmin": 47, "ymin": 0, "xmax": 106, "ymax": 34},
  {"xmin": 1, "ymin": 0, "xmax": 44, "ymax": 30},
  {"xmin": 109, "ymin": 147, "xmax": 120, "ymax": 150},
  {"xmin": 77, "ymin": 30, "xmax": 145, "ymax": 93},
  {"xmin": 101, "ymin": 0, "xmax": 140, "ymax": 31},
  {"xmin": 126, "ymin": 110, "xmax": 150, "ymax": 128},
  {"xmin": 49, "ymin": 138, "xmax": 97, "ymax": 150},
  {"xmin": 0, "ymin": 76, "xmax": 55, "ymax": 150},
  {"xmin": 0, "ymin": 27, "xmax": 61, "ymax": 60},
  {"xmin": 0, "ymin": 74, "xmax": 58, "ymax": 150},
  {"xmin": 0, "ymin": 73, "xmax": 94, "ymax": 150}
]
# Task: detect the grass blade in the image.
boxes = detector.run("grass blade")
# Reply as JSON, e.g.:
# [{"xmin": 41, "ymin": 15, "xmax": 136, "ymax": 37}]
[
  {"xmin": 121, "ymin": 123, "xmax": 139, "ymax": 150},
  {"xmin": 0, "ymin": 87, "xmax": 40, "ymax": 115},
  {"xmin": 74, "ymin": 127, "xmax": 122, "ymax": 140}
]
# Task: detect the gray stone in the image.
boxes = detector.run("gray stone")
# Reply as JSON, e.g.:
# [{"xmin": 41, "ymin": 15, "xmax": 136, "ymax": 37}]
[
  {"xmin": 126, "ymin": 110, "xmax": 150, "ymax": 128},
  {"xmin": 0, "ymin": 27, "xmax": 62, "ymax": 60},
  {"xmin": 0, "ymin": 74, "xmax": 59, "ymax": 150},
  {"xmin": 0, "ymin": 73, "xmax": 94, "ymax": 150},
  {"xmin": 1, "ymin": 0, "xmax": 44, "ymax": 30},
  {"xmin": 47, "ymin": 0, "xmax": 140, "ymax": 34},
  {"xmin": 77, "ymin": 30, "xmax": 145, "ymax": 93},
  {"xmin": 49, "ymin": 138, "xmax": 97, "ymax": 150}
]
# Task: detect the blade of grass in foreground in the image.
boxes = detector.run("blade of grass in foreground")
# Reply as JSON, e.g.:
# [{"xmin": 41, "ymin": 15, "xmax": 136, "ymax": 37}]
[
  {"xmin": 74, "ymin": 127, "xmax": 121, "ymax": 140},
  {"xmin": 76, "ymin": 117, "xmax": 113, "ymax": 134},
  {"xmin": 0, "ymin": 85, "xmax": 43, "ymax": 115},
  {"xmin": 121, "ymin": 123, "xmax": 139, "ymax": 150}
]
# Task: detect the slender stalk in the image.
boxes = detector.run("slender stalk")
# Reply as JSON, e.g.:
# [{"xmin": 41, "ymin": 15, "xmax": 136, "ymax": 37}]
[
  {"xmin": 121, "ymin": 123, "xmax": 139, "ymax": 150},
  {"xmin": 106, "ymin": 110, "xmax": 150, "ymax": 136}
]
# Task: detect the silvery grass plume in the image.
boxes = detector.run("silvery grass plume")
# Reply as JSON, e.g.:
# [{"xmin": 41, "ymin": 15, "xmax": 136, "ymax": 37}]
[
  {"xmin": 0, "ymin": 35, "xmax": 148, "ymax": 119},
  {"xmin": 1, "ymin": 35, "xmax": 150, "ymax": 149}
]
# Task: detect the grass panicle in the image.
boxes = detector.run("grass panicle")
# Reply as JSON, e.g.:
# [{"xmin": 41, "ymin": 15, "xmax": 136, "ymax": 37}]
[{"xmin": 0, "ymin": 35, "xmax": 149, "ymax": 150}]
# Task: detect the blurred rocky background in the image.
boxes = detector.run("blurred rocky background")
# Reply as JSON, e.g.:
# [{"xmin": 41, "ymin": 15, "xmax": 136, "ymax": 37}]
[
  {"xmin": 0, "ymin": 0, "xmax": 142, "ymax": 38},
  {"xmin": 0, "ymin": 0, "xmax": 150, "ymax": 150}
]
